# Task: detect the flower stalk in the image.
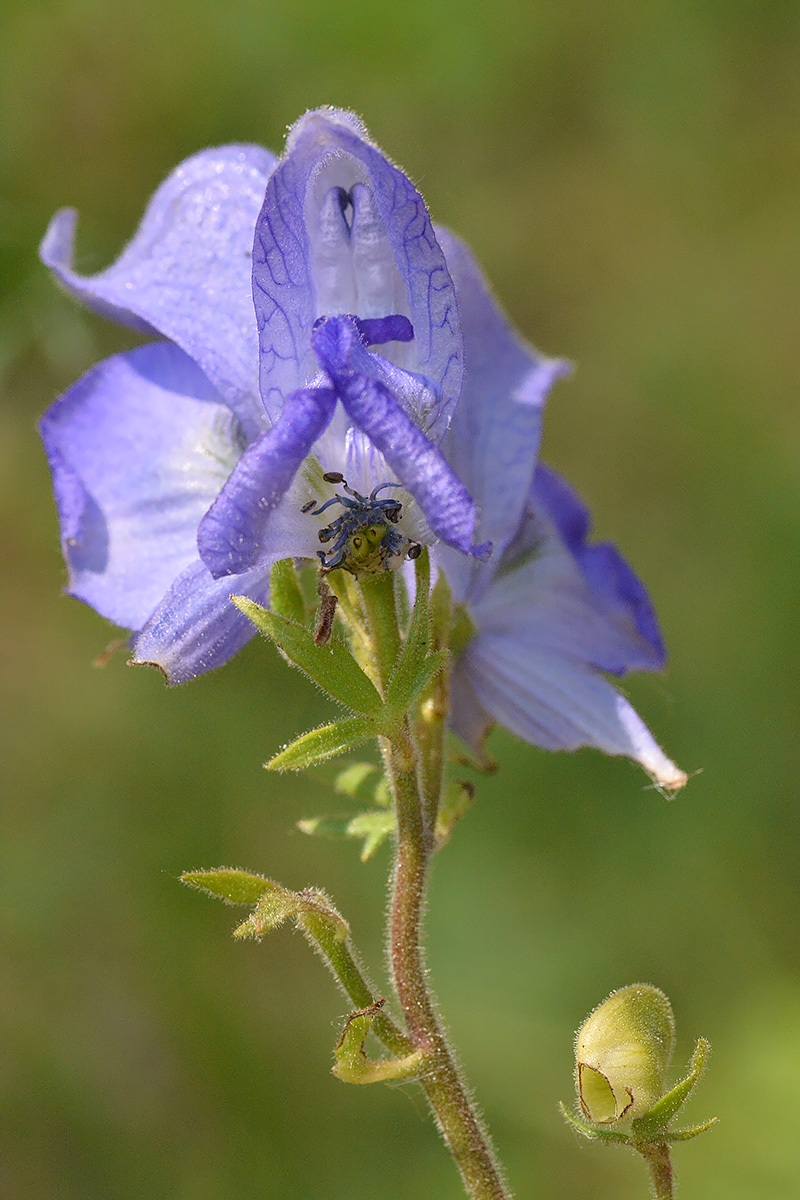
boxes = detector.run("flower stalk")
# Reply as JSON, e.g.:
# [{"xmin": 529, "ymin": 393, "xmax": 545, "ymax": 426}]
[
  {"xmin": 39, "ymin": 102, "xmax": 697, "ymax": 1200},
  {"xmin": 641, "ymin": 1143, "xmax": 674, "ymax": 1200},
  {"xmin": 354, "ymin": 555, "xmax": 513, "ymax": 1200}
]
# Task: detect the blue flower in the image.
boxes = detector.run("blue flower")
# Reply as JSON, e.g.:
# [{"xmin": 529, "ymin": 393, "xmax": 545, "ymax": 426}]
[
  {"xmin": 432, "ymin": 231, "xmax": 686, "ymax": 791},
  {"xmin": 39, "ymin": 109, "xmax": 487, "ymax": 682},
  {"xmin": 39, "ymin": 108, "xmax": 684, "ymax": 788}
]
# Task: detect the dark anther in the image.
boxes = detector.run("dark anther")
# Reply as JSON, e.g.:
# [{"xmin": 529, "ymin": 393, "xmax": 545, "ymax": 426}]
[
  {"xmin": 301, "ymin": 500, "xmax": 316, "ymax": 513},
  {"xmin": 310, "ymin": 478, "xmax": 410, "ymax": 573},
  {"xmin": 407, "ymin": 543, "xmax": 422, "ymax": 560}
]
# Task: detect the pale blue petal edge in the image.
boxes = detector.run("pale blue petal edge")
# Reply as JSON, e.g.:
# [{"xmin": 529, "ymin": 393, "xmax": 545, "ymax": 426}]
[
  {"xmin": 463, "ymin": 635, "xmax": 686, "ymax": 790},
  {"xmin": 130, "ymin": 558, "xmax": 271, "ymax": 684},
  {"xmin": 436, "ymin": 226, "xmax": 569, "ymax": 556},
  {"xmin": 39, "ymin": 341, "xmax": 244, "ymax": 631},
  {"xmin": 40, "ymin": 144, "xmax": 277, "ymax": 440}
]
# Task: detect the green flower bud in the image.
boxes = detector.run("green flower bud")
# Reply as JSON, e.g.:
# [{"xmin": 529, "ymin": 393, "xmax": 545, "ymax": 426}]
[{"xmin": 575, "ymin": 983, "xmax": 676, "ymax": 1123}]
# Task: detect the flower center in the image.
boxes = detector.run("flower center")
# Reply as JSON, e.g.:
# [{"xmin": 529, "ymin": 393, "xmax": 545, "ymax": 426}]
[{"xmin": 305, "ymin": 472, "xmax": 421, "ymax": 575}]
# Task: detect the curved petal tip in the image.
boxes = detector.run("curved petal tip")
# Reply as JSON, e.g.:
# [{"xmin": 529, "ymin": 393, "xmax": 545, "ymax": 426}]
[
  {"xmin": 40, "ymin": 208, "xmax": 79, "ymax": 271},
  {"xmin": 127, "ymin": 656, "xmax": 172, "ymax": 684}
]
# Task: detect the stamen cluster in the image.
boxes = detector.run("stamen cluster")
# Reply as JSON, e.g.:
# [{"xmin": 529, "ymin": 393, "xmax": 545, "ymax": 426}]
[{"xmin": 306, "ymin": 472, "xmax": 421, "ymax": 575}]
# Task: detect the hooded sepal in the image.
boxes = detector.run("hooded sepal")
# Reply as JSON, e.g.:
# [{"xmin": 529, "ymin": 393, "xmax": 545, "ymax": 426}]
[{"xmin": 252, "ymin": 108, "xmax": 462, "ymax": 431}]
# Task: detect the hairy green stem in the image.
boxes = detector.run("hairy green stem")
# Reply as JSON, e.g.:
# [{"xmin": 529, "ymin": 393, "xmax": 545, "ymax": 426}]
[
  {"xmin": 640, "ymin": 1143, "xmax": 673, "ymax": 1200},
  {"xmin": 388, "ymin": 748, "xmax": 512, "ymax": 1200},
  {"xmin": 299, "ymin": 909, "xmax": 414, "ymax": 1060},
  {"xmin": 359, "ymin": 565, "xmax": 513, "ymax": 1200}
]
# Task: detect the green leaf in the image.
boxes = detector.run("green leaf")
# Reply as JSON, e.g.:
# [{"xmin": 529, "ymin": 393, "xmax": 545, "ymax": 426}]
[
  {"xmin": 309, "ymin": 760, "xmax": 374, "ymax": 792},
  {"xmin": 298, "ymin": 810, "xmax": 395, "ymax": 861},
  {"xmin": 269, "ymin": 559, "xmax": 307, "ymax": 624},
  {"xmin": 400, "ymin": 551, "xmax": 431, "ymax": 656},
  {"xmin": 180, "ymin": 867, "xmax": 277, "ymax": 905},
  {"xmin": 308, "ymin": 761, "xmax": 392, "ymax": 808},
  {"xmin": 331, "ymin": 761, "xmax": 380, "ymax": 799},
  {"xmin": 429, "ymin": 567, "xmax": 453, "ymax": 646},
  {"xmin": 297, "ymin": 814, "xmax": 361, "ymax": 838},
  {"xmin": 232, "ymin": 598, "xmax": 383, "ymax": 715},
  {"xmin": 668, "ymin": 1117, "xmax": 718, "ymax": 1142},
  {"xmin": 180, "ymin": 869, "xmax": 309, "ymax": 934},
  {"xmin": 267, "ymin": 718, "xmax": 379, "ymax": 772},
  {"xmin": 387, "ymin": 649, "xmax": 448, "ymax": 711},
  {"xmin": 373, "ymin": 775, "xmax": 392, "ymax": 808},
  {"xmin": 347, "ymin": 811, "xmax": 395, "ymax": 859},
  {"xmin": 631, "ymin": 1038, "xmax": 711, "ymax": 1141},
  {"xmin": 385, "ymin": 551, "xmax": 448, "ymax": 711},
  {"xmin": 558, "ymin": 1103, "xmax": 631, "ymax": 1145}
]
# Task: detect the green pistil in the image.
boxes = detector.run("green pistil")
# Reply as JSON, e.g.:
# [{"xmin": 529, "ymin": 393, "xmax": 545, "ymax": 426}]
[{"xmin": 342, "ymin": 523, "xmax": 392, "ymax": 576}]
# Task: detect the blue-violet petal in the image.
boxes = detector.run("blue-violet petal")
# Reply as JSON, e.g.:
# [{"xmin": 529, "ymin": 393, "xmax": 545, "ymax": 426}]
[
  {"xmin": 39, "ymin": 342, "xmax": 244, "ymax": 630},
  {"xmin": 41, "ymin": 144, "xmax": 277, "ymax": 440},
  {"xmin": 197, "ymin": 386, "xmax": 337, "ymax": 577}
]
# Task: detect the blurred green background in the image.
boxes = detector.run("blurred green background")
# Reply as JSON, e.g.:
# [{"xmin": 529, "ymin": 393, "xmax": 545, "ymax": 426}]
[{"xmin": 3, "ymin": 0, "xmax": 799, "ymax": 1196}]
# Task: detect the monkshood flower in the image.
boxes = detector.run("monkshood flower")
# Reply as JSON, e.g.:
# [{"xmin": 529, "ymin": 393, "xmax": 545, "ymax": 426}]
[
  {"xmin": 39, "ymin": 109, "xmax": 488, "ymax": 682},
  {"xmin": 433, "ymin": 230, "xmax": 686, "ymax": 791},
  {"xmin": 39, "ymin": 107, "xmax": 683, "ymax": 789}
]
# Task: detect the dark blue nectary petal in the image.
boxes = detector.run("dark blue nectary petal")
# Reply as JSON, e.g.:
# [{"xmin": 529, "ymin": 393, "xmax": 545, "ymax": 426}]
[
  {"xmin": 341, "ymin": 373, "xmax": 490, "ymax": 559},
  {"xmin": 311, "ymin": 316, "xmax": 489, "ymax": 559},
  {"xmin": 470, "ymin": 501, "xmax": 665, "ymax": 677},
  {"xmin": 41, "ymin": 144, "xmax": 277, "ymax": 440}
]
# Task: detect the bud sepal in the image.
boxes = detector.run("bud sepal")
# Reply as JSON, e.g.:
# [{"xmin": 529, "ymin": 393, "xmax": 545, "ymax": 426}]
[{"xmin": 561, "ymin": 984, "xmax": 716, "ymax": 1200}]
